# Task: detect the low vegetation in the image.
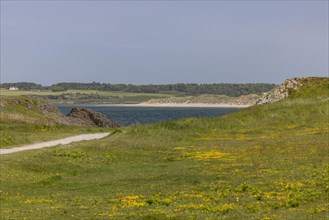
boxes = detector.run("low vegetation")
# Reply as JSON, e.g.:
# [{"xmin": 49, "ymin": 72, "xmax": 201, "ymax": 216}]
[
  {"xmin": 0, "ymin": 89, "xmax": 260, "ymax": 105},
  {"xmin": 0, "ymin": 89, "xmax": 177, "ymax": 104},
  {"xmin": 1, "ymin": 82, "xmax": 275, "ymax": 96},
  {"xmin": 0, "ymin": 77, "xmax": 328, "ymax": 219},
  {"xmin": 0, "ymin": 96, "xmax": 112, "ymax": 148},
  {"xmin": 146, "ymin": 94, "xmax": 259, "ymax": 106}
]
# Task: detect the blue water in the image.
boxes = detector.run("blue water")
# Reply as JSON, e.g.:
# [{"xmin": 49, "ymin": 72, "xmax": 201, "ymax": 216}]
[{"xmin": 57, "ymin": 105, "xmax": 239, "ymax": 126}]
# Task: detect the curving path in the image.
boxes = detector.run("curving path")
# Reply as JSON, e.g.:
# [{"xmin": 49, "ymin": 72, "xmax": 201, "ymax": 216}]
[{"xmin": 0, "ymin": 132, "xmax": 111, "ymax": 155}]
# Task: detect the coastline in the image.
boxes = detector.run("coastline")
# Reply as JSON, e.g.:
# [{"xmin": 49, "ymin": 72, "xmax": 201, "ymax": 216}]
[{"xmin": 84, "ymin": 103, "xmax": 251, "ymax": 108}]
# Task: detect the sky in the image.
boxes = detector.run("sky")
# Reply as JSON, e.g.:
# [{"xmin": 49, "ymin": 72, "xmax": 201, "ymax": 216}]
[{"xmin": 1, "ymin": 1, "xmax": 328, "ymax": 85}]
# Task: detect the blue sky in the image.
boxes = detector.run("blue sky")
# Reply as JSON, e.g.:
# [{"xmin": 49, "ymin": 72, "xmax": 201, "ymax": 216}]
[{"xmin": 1, "ymin": 1, "xmax": 328, "ymax": 85}]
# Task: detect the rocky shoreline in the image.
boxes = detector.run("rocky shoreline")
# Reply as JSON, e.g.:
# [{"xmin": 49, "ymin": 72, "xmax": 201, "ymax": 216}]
[{"xmin": 66, "ymin": 107, "xmax": 120, "ymax": 128}]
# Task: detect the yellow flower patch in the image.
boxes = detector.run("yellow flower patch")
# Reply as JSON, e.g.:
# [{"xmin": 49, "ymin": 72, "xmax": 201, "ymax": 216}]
[
  {"xmin": 23, "ymin": 198, "xmax": 54, "ymax": 204},
  {"xmin": 307, "ymin": 206, "xmax": 328, "ymax": 214},
  {"xmin": 263, "ymin": 192, "xmax": 288, "ymax": 200},
  {"xmin": 175, "ymin": 203, "xmax": 206, "ymax": 211},
  {"xmin": 285, "ymin": 182, "xmax": 304, "ymax": 190},
  {"xmin": 174, "ymin": 146, "xmax": 205, "ymax": 151},
  {"xmin": 174, "ymin": 146, "xmax": 188, "ymax": 150},
  {"xmin": 180, "ymin": 192, "xmax": 203, "ymax": 198},
  {"xmin": 190, "ymin": 150, "xmax": 230, "ymax": 160},
  {"xmin": 120, "ymin": 195, "xmax": 147, "ymax": 208},
  {"xmin": 213, "ymin": 203, "xmax": 239, "ymax": 213}
]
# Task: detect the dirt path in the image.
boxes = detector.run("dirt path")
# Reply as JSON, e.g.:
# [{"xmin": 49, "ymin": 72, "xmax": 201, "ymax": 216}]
[{"xmin": 0, "ymin": 132, "xmax": 111, "ymax": 155}]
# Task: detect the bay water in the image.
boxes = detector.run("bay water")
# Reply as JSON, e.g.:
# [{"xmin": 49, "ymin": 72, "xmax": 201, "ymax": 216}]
[{"xmin": 57, "ymin": 105, "xmax": 240, "ymax": 126}]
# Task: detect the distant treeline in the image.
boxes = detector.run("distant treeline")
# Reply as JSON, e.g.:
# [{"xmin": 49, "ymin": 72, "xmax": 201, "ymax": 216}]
[{"xmin": 1, "ymin": 82, "xmax": 276, "ymax": 96}]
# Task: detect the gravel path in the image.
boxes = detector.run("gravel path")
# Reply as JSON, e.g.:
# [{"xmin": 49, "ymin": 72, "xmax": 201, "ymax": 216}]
[{"xmin": 0, "ymin": 132, "xmax": 111, "ymax": 155}]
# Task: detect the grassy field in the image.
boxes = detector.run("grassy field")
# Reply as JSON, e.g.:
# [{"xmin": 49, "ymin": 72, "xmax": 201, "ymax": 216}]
[
  {"xmin": 0, "ymin": 122, "xmax": 109, "ymax": 149},
  {"xmin": 0, "ymin": 77, "xmax": 328, "ymax": 219},
  {"xmin": 0, "ymin": 89, "xmax": 181, "ymax": 104}
]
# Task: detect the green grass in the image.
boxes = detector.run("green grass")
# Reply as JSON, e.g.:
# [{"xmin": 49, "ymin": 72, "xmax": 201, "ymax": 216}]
[
  {"xmin": 0, "ymin": 89, "xmax": 179, "ymax": 97},
  {"xmin": 0, "ymin": 77, "xmax": 328, "ymax": 219},
  {"xmin": 0, "ymin": 122, "xmax": 109, "ymax": 148},
  {"xmin": 0, "ymin": 89, "xmax": 181, "ymax": 104},
  {"xmin": 0, "ymin": 96, "xmax": 112, "ymax": 148}
]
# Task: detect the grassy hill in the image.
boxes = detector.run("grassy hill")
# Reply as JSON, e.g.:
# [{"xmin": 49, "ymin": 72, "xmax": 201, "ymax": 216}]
[
  {"xmin": 0, "ymin": 77, "xmax": 328, "ymax": 219},
  {"xmin": 0, "ymin": 96, "xmax": 111, "ymax": 148}
]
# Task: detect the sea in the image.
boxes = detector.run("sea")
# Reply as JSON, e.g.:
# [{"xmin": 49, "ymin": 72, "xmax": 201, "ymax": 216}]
[{"xmin": 57, "ymin": 105, "xmax": 240, "ymax": 126}]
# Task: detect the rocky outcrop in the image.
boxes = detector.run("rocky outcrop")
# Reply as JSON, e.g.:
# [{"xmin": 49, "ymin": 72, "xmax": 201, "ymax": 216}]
[
  {"xmin": 256, "ymin": 78, "xmax": 304, "ymax": 105},
  {"xmin": 67, "ymin": 107, "xmax": 120, "ymax": 128},
  {"xmin": 1, "ymin": 96, "xmax": 121, "ymax": 127}
]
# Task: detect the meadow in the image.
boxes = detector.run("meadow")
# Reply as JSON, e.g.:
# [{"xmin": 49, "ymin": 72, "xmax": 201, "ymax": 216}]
[
  {"xmin": 0, "ymin": 89, "xmax": 180, "ymax": 104},
  {"xmin": 0, "ymin": 78, "xmax": 328, "ymax": 219}
]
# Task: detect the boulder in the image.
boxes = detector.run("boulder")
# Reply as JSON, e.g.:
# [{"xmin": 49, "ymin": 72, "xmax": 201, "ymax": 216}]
[
  {"xmin": 256, "ymin": 78, "xmax": 304, "ymax": 105},
  {"xmin": 67, "ymin": 107, "xmax": 120, "ymax": 128}
]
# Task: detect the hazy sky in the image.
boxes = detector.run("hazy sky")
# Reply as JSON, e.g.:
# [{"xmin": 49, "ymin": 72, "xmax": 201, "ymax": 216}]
[{"xmin": 1, "ymin": 1, "xmax": 328, "ymax": 85}]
